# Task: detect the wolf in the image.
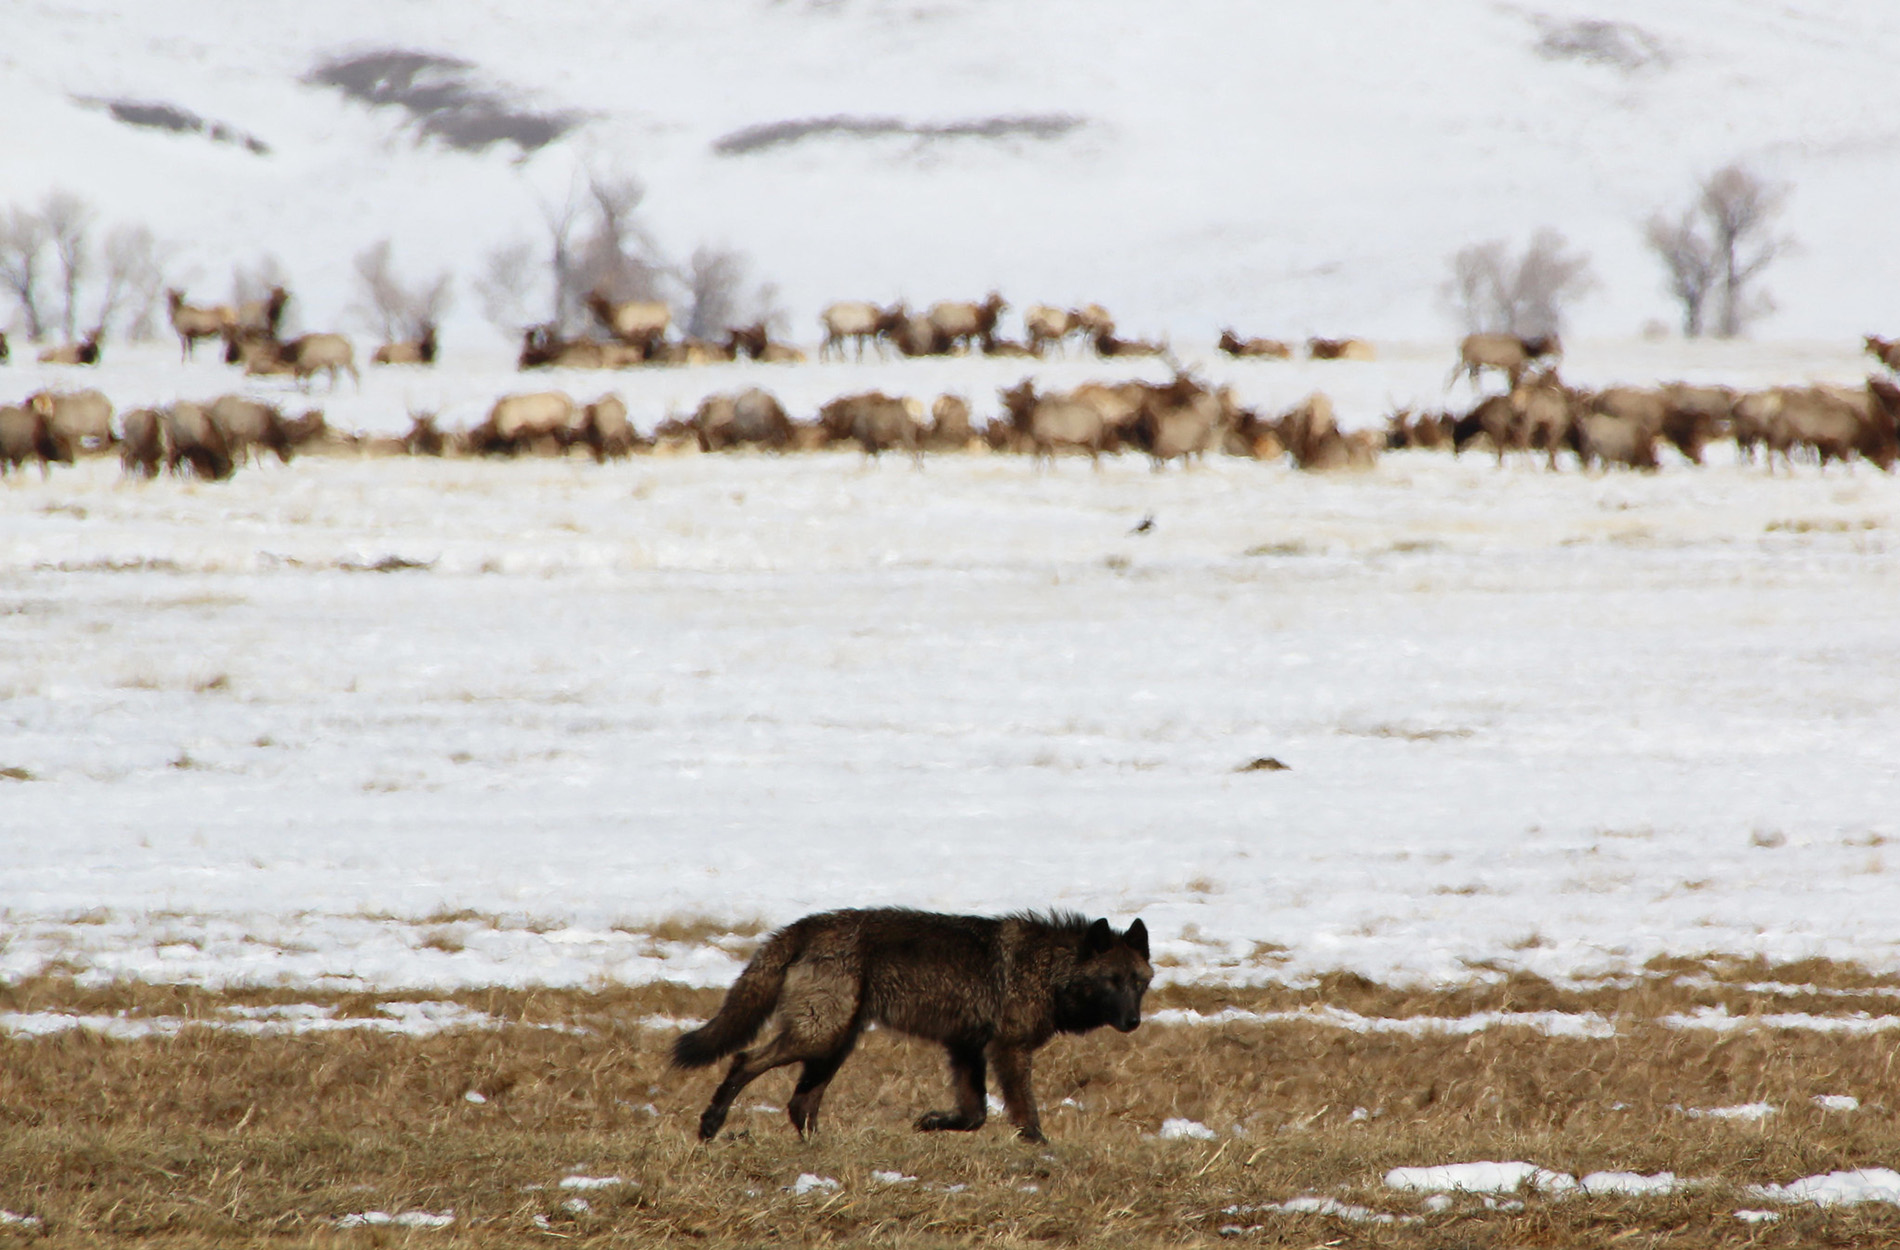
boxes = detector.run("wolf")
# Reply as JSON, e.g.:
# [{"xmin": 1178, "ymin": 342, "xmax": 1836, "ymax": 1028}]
[{"xmin": 672, "ymin": 908, "xmax": 1151, "ymax": 1143}]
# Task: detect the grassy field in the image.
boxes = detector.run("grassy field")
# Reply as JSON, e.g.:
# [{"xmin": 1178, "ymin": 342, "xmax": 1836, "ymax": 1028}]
[{"xmin": 5, "ymin": 958, "xmax": 1900, "ymax": 1246}]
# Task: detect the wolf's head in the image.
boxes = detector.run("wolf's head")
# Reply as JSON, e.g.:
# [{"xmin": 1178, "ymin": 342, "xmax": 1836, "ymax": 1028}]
[{"xmin": 1056, "ymin": 918, "xmax": 1153, "ymax": 1034}]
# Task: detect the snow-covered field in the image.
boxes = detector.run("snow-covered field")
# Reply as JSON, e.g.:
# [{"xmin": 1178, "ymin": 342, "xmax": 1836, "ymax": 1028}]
[{"xmin": 3, "ymin": 342, "xmax": 1895, "ymax": 993}]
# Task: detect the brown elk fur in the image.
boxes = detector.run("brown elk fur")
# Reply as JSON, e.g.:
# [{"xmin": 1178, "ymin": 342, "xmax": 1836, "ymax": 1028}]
[
  {"xmin": 586, "ymin": 291, "xmax": 670, "ymax": 351},
  {"xmin": 1307, "ymin": 336, "xmax": 1375, "ymax": 362},
  {"xmin": 1000, "ymin": 380, "xmax": 1111, "ymax": 466},
  {"xmin": 1864, "ymin": 335, "xmax": 1900, "ymax": 373},
  {"xmin": 1218, "ymin": 329, "xmax": 1292, "ymax": 359},
  {"xmin": 372, "ymin": 324, "xmax": 437, "ymax": 366},
  {"xmin": 37, "ymin": 328, "xmax": 102, "ymax": 366},
  {"xmin": 167, "ymin": 290, "xmax": 233, "ymax": 361},
  {"xmin": 674, "ymin": 908, "xmax": 1150, "ymax": 1143},
  {"xmin": 695, "ymin": 388, "xmax": 792, "ymax": 452}
]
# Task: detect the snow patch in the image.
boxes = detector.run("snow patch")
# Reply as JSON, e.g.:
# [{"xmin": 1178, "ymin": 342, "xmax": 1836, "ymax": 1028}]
[
  {"xmin": 1750, "ymin": 1168, "xmax": 1900, "ymax": 1208},
  {"xmin": 1680, "ymin": 1102, "xmax": 1776, "ymax": 1122},
  {"xmin": 788, "ymin": 1174, "xmax": 840, "ymax": 1196},
  {"xmin": 335, "ymin": 1210, "xmax": 454, "ymax": 1229},
  {"xmin": 1158, "ymin": 1117, "xmax": 1219, "ymax": 1141},
  {"xmin": 1385, "ymin": 1162, "xmax": 1577, "ymax": 1194},
  {"xmin": 1579, "ymin": 1171, "xmax": 1687, "ymax": 1196}
]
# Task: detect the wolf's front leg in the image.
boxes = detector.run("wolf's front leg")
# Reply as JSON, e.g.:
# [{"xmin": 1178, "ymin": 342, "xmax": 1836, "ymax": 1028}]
[
  {"xmin": 991, "ymin": 1046, "xmax": 1045, "ymax": 1142},
  {"xmin": 916, "ymin": 1042, "xmax": 988, "ymax": 1132}
]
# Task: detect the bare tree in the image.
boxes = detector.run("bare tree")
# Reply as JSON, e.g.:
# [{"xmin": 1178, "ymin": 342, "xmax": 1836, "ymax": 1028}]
[
  {"xmin": 41, "ymin": 190, "xmax": 94, "ymax": 341},
  {"xmin": 1443, "ymin": 229, "xmax": 1594, "ymax": 337},
  {"xmin": 1643, "ymin": 209, "xmax": 1719, "ymax": 337},
  {"xmin": 1702, "ymin": 165, "xmax": 1788, "ymax": 337},
  {"xmin": 475, "ymin": 238, "xmax": 539, "ymax": 335},
  {"xmin": 351, "ymin": 239, "xmax": 453, "ymax": 340},
  {"xmin": 0, "ymin": 205, "xmax": 49, "ymax": 339},
  {"xmin": 96, "ymin": 224, "xmax": 168, "ymax": 341},
  {"xmin": 1644, "ymin": 163, "xmax": 1789, "ymax": 338},
  {"xmin": 536, "ymin": 168, "xmax": 670, "ymax": 331},
  {"xmin": 682, "ymin": 246, "xmax": 747, "ymax": 339}
]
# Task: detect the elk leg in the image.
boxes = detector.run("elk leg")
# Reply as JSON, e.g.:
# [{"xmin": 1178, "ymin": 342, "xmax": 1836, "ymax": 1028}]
[
  {"xmin": 916, "ymin": 1042, "xmax": 988, "ymax": 1132},
  {"xmin": 990, "ymin": 1045, "xmax": 1045, "ymax": 1142}
]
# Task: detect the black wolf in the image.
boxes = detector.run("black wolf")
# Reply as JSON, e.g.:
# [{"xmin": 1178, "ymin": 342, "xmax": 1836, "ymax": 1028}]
[{"xmin": 672, "ymin": 908, "xmax": 1151, "ymax": 1142}]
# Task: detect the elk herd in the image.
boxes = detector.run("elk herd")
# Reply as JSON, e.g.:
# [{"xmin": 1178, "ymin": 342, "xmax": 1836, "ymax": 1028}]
[
  {"xmin": 1377, "ymin": 332, "xmax": 1900, "ymax": 472},
  {"xmin": 4, "ymin": 318, "xmax": 1900, "ymax": 481}
]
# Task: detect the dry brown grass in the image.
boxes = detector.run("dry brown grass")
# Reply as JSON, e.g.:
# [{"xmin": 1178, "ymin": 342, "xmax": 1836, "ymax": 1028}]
[{"xmin": 5, "ymin": 963, "xmax": 1900, "ymax": 1245}]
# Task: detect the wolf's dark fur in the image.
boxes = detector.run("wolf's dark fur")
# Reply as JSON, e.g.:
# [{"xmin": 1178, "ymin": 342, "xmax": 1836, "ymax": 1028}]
[{"xmin": 672, "ymin": 907, "xmax": 1152, "ymax": 1142}]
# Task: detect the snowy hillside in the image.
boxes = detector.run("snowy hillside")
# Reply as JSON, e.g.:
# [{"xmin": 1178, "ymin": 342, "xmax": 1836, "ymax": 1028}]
[{"xmin": 5, "ymin": 0, "xmax": 1900, "ymax": 348}]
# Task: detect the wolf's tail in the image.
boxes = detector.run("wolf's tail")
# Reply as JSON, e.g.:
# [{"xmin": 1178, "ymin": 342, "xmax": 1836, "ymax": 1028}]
[{"xmin": 671, "ymin": 924, "xmax": 804, "ymax": 1068}]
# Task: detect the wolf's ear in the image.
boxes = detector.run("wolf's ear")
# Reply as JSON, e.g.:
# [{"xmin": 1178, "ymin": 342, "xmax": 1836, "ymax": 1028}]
[
  {"xmin": 1125, "ymin": 918, "xmax": 1149, "ymax": 960},
  {"xmin": 1085, "ymin": 917, "xmax": 1115, "ymax": 955}
]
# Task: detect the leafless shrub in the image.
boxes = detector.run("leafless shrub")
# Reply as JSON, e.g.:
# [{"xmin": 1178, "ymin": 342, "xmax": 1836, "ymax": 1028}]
[
  {"xmin": 97, "ymin": 225, "xmax": 169, "ymax": 341},
  {"xmin": 1645, "ymin": 163, "xmax": 1791, "ymax": 338},
  {"xmin": 351, "ymin": 239, "xmax": 453, "ymax": 340},
  {"xmin": 1442, "ymin": 228, "xmax": 1594, "ymax": 337},
  {"xmin": 474, "ymin": 240, "xmax": 538, "ymax": 336}
]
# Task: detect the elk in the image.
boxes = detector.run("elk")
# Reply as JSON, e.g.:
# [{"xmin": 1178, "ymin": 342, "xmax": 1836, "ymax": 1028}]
[
  {"xmin": 1574, "ymin": 411, "xmax": 1658, "ymax": 471},
  {"xmin": 818, "ymin": 392, "xmax": 924, "ymax": 461},
  {"xmin": 0, "ymin": 404, "xmax": 64, "ymax": 476},
  {"xmin": 1864, "ymin": 335, "xmax": 1900, "ymax": 373},
  {"xmin": 1072, "ymin": 304, "xmax": 1115, "ymax": 340},
  {"xmin": 1090, "ymin": 328, "xmax": 1167, "ymax": 358},
  {"xmin": 928, "ymin": 394, "xmax": 974, "ymax": 449},
  {"xmin": 372, "ymin": 323, "xmax": 437, "ymax": 366},
  {"xmin": 168, "ymin": 290, "xmax": 234, "ymax": 360},
  {"xmin": 1274, "ymin": 394, "xmax": 1378, "ymax": 471},
  {"xmin": 119, "ymin": 408, "xmax": 165, "ymax": 477},
  {"xmin": 926, "ymin": 293, "xmax": 1007, "ymax": 353},
  {"xmin": 233, "ymin": 286, "xmax": 290, "ymax": 339},
  {"xmin": 469, "ymin": 392, "xmax": 577, "ymax": 456},
  {"xmin": 269, "ymin": 334, "xmax": 358, "ymax": 388},
  {"xmin": 1218, "ymin": 329, "xmax": 1292, "ymax": 359},
  {"xmin": 162, "ymin": 402, "xmax": 234, "ymax": 480},
  {"xmin": 587, "ymin": 291, "xmax": 671, "ymax": 353},
  {"xmin": 724, "ymin": 322, "xmax": 770, "ymax": 361},
  {"xmin": 999, "ymin": 380, "xmax": 1110, "ymax": 467},
  {"xmin": 580, "ymin": 393, "xmax": 644, "ymax": 462},
  {"xmin": 206, "ymin": 395, "xmax": 292, "ymax": 465},
  {"xmin": 1129, "ymin": 374, "xmax": 1226, "ymax": 469},
  {"xmin": 38, "ymin": 328, "xmax": 102, "ymax": 366},
  {"xmin": 1308, "ymin": 337, "xmax": 1375, "ymax": 361},
  {"xmin": 695, "ymin": 388, "xmax": 792, "ymax": 452},
  {"xmin": 1659, "ymin": 384, "xmax": 1733, "ymax": 465},
  {"xmin": 819, "ymin": 301, "xmax": 900, "ymax": 361},
  {"xmin": 1024, "ymin": 305, "xmax": 1077, "ymax": 357},
  {"xmin": 28, "ymin": 390, "xmax": 114, "ymax": 456},
  {"xmin": 401, "ymin": 411, "xmax": 447, "ymax": 456}
]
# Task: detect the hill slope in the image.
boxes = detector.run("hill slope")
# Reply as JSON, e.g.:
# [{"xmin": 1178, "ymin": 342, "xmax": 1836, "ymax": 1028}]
[{"xmin": 3, "ymin": 0, "xmax": 1898, "ymax": 346}]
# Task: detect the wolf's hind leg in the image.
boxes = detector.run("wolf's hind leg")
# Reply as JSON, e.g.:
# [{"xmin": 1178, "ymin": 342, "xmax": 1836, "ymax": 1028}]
[
  {"xmin": 786, "ymin": 1036, "xmax": 857, "ymax": 1139},
  {"xmin": 697, "ymin": 1031, "xmax": 809, "ymax": 1141},
  {"xmin": 916, "ymin": 1042, "xmax": 988, "ymax": 1132}
]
